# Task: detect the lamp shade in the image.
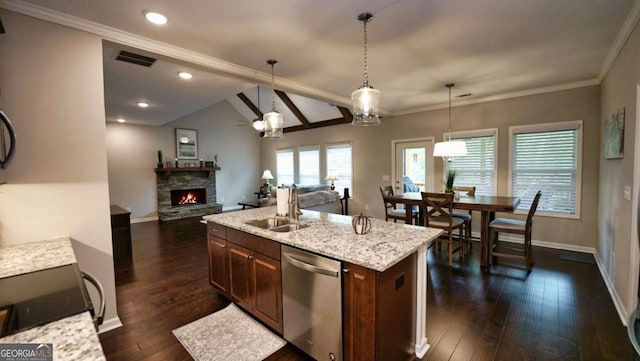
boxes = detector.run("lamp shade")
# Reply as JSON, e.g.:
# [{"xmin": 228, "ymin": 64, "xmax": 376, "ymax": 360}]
[
  {"xmin": 433, "ymin": 140, "xmax": 468, "ymax": 161},
  {"xmin": 252, "ymin": 119, "xmax": 265, "ymax": 131},
  {"xmin": 262, "ymin": 169, "xmax": 274, "ymax": 180},
  {"xmin": 325, "ymin": 172, "xmax": 338, "ymax": 181},
  {"xmin": 351, "ymin": 85, "xmax": 381, "ymax": 126},
  {"xmin": 263, "ymin": 111, "xmax": 284, "ymax": 139}
]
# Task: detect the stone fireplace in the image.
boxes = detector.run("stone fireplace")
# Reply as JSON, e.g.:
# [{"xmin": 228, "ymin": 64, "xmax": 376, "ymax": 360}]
[{"xmin": 155, "ymin": 168, "xmax": 222, "ymax": 221}]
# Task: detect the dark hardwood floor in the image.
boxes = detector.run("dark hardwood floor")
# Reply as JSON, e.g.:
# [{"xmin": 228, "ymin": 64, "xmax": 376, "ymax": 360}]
[{"xmin": 100, "ymin": 217, "xmax": 635, "ymax": 361}]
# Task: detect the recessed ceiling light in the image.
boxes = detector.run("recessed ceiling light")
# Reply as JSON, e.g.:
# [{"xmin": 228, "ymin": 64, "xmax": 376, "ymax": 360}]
[
  {"xmin": 137, "ymin": 102, "xmax": 149, "ymax": 108},
  {"xmin": 117, "ymin": 118, "xmax": 126, "ymax": 123},
  {"xmin": 178, "ymin": 72, "xmax": 193, "ymax": 80},
  {"xmin": 144, "ymin": 11, "xmax": 167, "ymax": 25}
]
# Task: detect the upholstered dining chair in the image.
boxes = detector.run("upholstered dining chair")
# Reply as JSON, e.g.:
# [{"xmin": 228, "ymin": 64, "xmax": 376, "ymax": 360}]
[
  {"xmin": 452, "ymin": 186, "xmax": 476, "ymax": 251},
  {"xmin": 379, "ymin": 185, "xmax": 418, "ymax": 224},
  {"xmin": 421, "ymin": 192, "xmax": 466, "ymax": 266},
  {"xmin": 488, "ymin": 191, "xmax": 542, "ymax": 272}
]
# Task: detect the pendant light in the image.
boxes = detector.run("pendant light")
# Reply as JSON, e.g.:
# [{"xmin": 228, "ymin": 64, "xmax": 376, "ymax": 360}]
[
  {"xmin": 263, "ymin": 60, "xmax": 284, "ymax": 139},
  {"xmin": 252, "ymin": 86, "xmax": 265, "ymax": 131},
  {"xmin": 433, "ymin": 83, "xmax": 467, "ymax": 162},
  {"xmin": 351, "ymin": 12, "xmax": 381, "ymax": 126}
]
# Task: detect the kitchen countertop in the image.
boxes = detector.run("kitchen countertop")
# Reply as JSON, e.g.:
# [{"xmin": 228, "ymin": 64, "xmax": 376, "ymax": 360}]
[
  {"xmin": 0, "ymin": 237, "xmax": 77, "ymax": 278},
  {"xmin": 0, "ymin": 238, "xmax": 106, "ymax": 361},
  {"xmin": 204, "ymin": 207, "xmax": 442, "ymax": 272}
]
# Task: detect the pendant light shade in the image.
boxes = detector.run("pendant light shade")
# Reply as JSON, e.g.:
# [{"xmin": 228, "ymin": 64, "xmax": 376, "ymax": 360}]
[
  {"xmin": 433, "ymin": 83, "xmax": 467, "ymax": 162},
  {"xmin": 351, "ymin": 12, "xmax": 381, "ymax": 126},
  {"xmin": 263, "ymin": 60, "xmax": 284, "ymax": 139},
  {"xmin": 252, "ymin": 86, "xmax": 265, "ymax": 131}
]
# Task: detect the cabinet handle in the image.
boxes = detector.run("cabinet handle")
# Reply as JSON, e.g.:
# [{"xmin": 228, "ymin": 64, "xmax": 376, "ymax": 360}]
[{"xmin": 247, "ymin": 255, "xmax": 254, "ymax": 260}]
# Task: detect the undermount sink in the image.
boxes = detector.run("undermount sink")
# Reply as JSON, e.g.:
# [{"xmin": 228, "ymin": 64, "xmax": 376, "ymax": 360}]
[{"xmin": 244, "ymin": 217, "xmax": 308, "ymax": 232}]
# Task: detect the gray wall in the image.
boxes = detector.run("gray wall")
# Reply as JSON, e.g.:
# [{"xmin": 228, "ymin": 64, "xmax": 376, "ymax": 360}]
[
  {"xmin": 0, "ymin": 9, "xmax": 118, "ymax": 327},
  {"xmin": 106, "ymin": 100, "xmax": 261, "ymax": 219},
  {"xmin": 599, "ymin": 17, "xmax": 640, "ymax": 317},
  {"xmin": 261, "ymin": 85, "xmax": 601, "ymax": 250}
]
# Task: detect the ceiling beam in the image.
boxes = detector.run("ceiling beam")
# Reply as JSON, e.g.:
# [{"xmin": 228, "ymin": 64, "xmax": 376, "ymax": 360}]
[
  {"xmin": 337, "ymin": 106, "xmax": 353, "ymax": 123},
  {"xmin": 283, "ymin": 117, "xmax": 351, "ymax": 133},
  {"xmin": 236, "ymin": 92, "xmax": 263, "ymax": 119},
  {"xmin": 275, "ymin": 90, "xmax": 311, "ymax": 129}
]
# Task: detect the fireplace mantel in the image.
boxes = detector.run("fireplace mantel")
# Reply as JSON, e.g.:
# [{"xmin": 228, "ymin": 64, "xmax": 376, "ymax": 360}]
[{"xmin": 154, "ymin": 166, "xmax": 221, "ymax": 179}]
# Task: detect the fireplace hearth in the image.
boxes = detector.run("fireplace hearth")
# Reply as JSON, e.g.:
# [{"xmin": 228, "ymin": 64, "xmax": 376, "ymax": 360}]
[{"xmin": 155, "ymin": 168, "xmax": 222, "ymax": 221}]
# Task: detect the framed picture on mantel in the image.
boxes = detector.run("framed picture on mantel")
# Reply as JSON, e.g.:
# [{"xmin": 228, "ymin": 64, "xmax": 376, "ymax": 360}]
[{"xmin": 176, "ymin": 128, "xmax": 198, "ymax": 159}]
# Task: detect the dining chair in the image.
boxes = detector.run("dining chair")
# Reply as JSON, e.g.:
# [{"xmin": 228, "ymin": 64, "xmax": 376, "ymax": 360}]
[
  {"xmin": 452, "ymin": 186, "xmax": 476, "ymax": 251},
  {"xmin": 488, "ymin": 191, "xmax": 542, "ymax": 272},
  {"xmin": 379, "ymin": 185, "xmax": 418, "ymax": 223},
  {"xmin": 421, "ymin": 192, "xmax": 465, "ymax": 266}
]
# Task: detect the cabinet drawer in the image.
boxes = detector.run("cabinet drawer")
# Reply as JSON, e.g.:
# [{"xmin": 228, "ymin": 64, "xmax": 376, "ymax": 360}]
[
  {"xmin": 227, "ymin": 228, "xmax": 280, "ymax": 260},
  {"xmin": 208, "ymin": 222, "xmax": 227, "ymax": 239}
]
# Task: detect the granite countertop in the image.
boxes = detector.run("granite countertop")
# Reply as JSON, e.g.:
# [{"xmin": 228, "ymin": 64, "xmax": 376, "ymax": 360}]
[
  {"xmin": 0, "ymin": 312, "xmax": 106, "ymax": 361},
  {"xmin": 0, "ymin": 237, "xmax": 77, "ymax": 278},
  {"xmin": 0, "ymin": 238, "xmax": 106, "ymax": 361},
  {"xmin": 204, "ymin": 207, "xmax": 442, "ymax": 272}
]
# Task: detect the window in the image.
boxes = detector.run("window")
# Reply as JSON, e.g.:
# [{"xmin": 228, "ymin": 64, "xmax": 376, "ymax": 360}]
[
  {"xmin": 276, "ymin": 149, "xmax": 294, "ymax": 186},
  {"xmin": 446, "ymin": 129, "xmax": 497, "ymax": 196},
  {"xmin": 509, "ymin": 121, "xmax": 582, "ymax": 218},
  {"xmin": 298, "ymin": 146, "xmax": 320, "ymax": 185},
  {"xmin": 326, "ymin": 143, "xmax": 353, "ymax": 197}
]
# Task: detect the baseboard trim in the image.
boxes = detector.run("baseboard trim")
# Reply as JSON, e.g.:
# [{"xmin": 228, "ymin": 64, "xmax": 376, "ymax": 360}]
[
  {"xmin": 131, "ymin": 216, "xmax": 158, "ymax": 224},
  {"xmin": 98, "ymin": 316, "xmax": 123, "ymax": 334},
  {"xmin": 486, "ymin": 233, "xmax": 629, "ymax": 327}
]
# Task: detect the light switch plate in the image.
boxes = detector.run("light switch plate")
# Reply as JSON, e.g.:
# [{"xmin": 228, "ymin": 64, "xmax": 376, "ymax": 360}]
[{"xmin": 624, "ymin": 185, "xmax": 631, "ymax": 201}]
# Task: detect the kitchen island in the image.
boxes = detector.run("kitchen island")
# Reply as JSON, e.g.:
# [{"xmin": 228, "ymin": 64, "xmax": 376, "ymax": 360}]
[{"xmin": 203, "ymin": 207, "xmax": 441, "ymax": 360}]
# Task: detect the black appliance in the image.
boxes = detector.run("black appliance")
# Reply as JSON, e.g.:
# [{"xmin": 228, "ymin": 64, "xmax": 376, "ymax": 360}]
[
  {"xmin": 0, "ymin": 110, "xmax": 16, "ymax": 170},
  {"xmin": 0, "ymin": 264, "xmax": 103, "ymax": 337}
]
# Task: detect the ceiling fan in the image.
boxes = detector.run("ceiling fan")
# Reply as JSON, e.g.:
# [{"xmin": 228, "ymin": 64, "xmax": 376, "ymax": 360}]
[{"xmin": 236, "ymin": 86, "xmax": 265, "ymax": 130}]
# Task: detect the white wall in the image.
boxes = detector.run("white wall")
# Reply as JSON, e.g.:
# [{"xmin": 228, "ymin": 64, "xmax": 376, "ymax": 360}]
[
  {"xmin": 106, "ymin": 100, "xmax": 261, "ymax": 219},
  {"xmin": 599, "ymin": 17, "xmax": 640, "ymax": 319},
  {"xmin": 0, "ymin": 10, "xmax": 118, "ymax": 326}
]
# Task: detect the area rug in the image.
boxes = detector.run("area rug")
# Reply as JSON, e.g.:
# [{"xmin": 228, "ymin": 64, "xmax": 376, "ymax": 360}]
[
  {"xmin": 559, "ymin": 250, "xmax": 596, "ymax": 264},
  {"xmin": 172, "ymin": 303, "xmax": 286, "ymax": 361}
]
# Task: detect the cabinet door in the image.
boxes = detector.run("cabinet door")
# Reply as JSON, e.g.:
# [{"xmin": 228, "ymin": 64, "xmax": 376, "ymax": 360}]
[
  {"xmin": 227, "ymin": 243, "xmax": 253, "ymax": 310},
  {"xmin": 343, "ymin": 262, "xmax": 376, "ymax": 361},
  {"xmin": 207, "ymin": 235, "xmax": 228, "ymax": 294},
  {"xmin": 253, "ymin": 253, "xmax": 283, "ymax": 334}
]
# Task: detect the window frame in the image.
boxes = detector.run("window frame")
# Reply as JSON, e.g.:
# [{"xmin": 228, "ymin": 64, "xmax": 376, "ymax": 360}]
[
  {"xmin": 275, "ymin": 148, "xmax": 295, "ymax": 187},
  {"xmin": 508, "ymin": 120, "xmax": 583, "ymax": 219},
  {"xmin": 325, "ymin": 142, "xmax": 354, "ymax": 198},
  {"xmin": 297, "ymin": 145, "xmax": 321, "ymax": 186},
  {"xmin": 444, "ymin": 128, "xmax": 498, "ymax": 196}
]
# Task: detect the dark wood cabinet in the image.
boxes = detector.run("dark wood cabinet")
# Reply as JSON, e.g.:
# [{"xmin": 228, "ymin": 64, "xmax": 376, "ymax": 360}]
[
  {"xmin": 110, "ymin": 205, "xmax": 132, "ymax": 263},
  {"xmin": 207, "ymin": 235, "xmax": 228, "ymax": 293},
  {"xmin": 343, "ymin": 252, "xmax": 417, "ymax": 361},
  {"xmin": 206, "ymin": 221, "xmax": 283, "ymax": 334}
]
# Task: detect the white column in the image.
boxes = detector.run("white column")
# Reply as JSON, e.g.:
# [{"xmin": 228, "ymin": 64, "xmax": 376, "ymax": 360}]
[{"xmin": 414, "ymin": 243, "xmax": 430, "ymax": 357}]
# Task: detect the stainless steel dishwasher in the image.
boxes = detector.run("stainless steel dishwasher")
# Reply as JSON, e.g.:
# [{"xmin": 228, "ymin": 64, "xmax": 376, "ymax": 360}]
[{"xmin": 281, "ymin": 245, "xmax": 342, "ymax": 361}]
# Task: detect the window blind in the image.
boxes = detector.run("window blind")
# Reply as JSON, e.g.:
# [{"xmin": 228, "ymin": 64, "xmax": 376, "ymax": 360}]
[
  {"xmin": 276, "ymin": 149, "xmax": 294, "ymax": 186},
  {"xmin": 449, "ymin": 135, "xmax": 495, "ymax": 196},
  {"xmin": 326, "ymin": 143, "xmax": 353, "ymax": 197},
  {"xmin": 512, "ymin": 129, "xmax": 578, "ymax": 214},
  {"xmin": 298, "ymin": 147, "xmax": 320, "ymax": 185}
]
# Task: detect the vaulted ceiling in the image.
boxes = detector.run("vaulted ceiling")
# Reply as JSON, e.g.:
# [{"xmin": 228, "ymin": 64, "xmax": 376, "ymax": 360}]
[{"xmin": 5, "ymin": 0, "xmax": 638, "ymax": 128}]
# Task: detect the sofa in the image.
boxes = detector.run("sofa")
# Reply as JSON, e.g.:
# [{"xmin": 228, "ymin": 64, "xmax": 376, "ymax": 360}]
[{"xmin": 266, "ymin": 184, "xmax": 343, "ymax": 214}]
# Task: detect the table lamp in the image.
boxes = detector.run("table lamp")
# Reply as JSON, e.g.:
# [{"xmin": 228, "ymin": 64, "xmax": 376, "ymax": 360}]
[
  {"xmin": 261, "ymin": 169, "xmax": 274, "ymax": 195},
  {"xmin": 325, "ymin": 172, "xmax": 338, "ymax": 191}
]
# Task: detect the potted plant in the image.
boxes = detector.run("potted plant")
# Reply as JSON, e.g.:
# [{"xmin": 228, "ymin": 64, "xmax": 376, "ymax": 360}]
[{"xmin": 445, "ymin": 169, "xmax": 456, "ymax": 193}]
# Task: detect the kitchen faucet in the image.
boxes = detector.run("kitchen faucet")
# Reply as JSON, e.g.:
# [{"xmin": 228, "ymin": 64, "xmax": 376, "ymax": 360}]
[{"xmin": 288, "ymin": 184, "xmax": 302, "ymax": 222}]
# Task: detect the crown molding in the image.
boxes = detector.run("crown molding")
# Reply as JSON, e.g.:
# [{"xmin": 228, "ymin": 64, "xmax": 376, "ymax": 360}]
[
  {"xmin": 0, "ymin": 0, "xmax": 372, "ymax": 113},
  {"xmin": 394, "ymin": 78, "xmax": 600, "ymax": 116},
  {"xmin": 598, "ymin": 0, "xmax": 640, "ymax": 82}
]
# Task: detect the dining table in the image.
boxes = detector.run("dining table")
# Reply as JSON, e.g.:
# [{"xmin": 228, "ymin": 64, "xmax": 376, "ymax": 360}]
[{"xmin": 386, "ymin": 192, "xmax": 521, "ymax": 267}]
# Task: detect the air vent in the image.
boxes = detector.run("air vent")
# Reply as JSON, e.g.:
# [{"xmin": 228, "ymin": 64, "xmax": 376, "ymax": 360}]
[
  {"xmin": 115, "ymin": 50, "xmax": 156, "ymax": 67},
  {"xmin": 457, "ymin": 93, "xmax": 472, "ymax": 98}
]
